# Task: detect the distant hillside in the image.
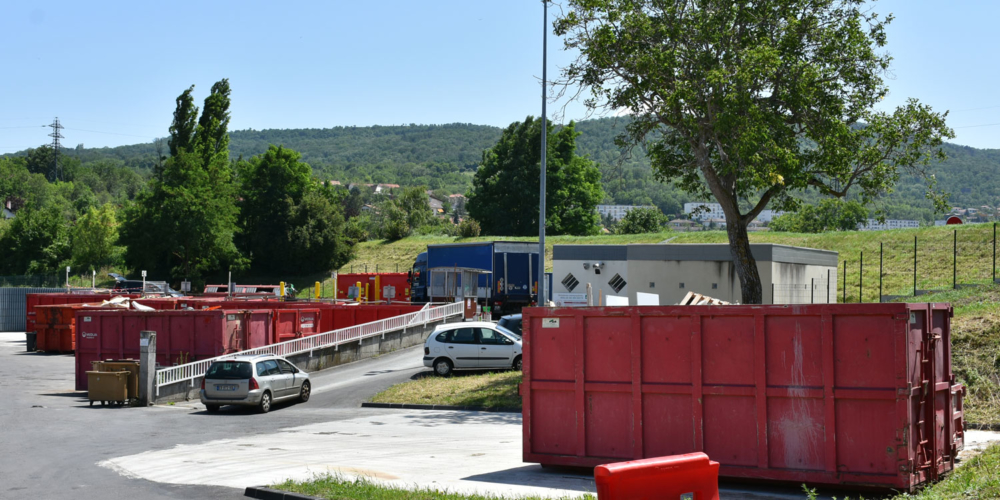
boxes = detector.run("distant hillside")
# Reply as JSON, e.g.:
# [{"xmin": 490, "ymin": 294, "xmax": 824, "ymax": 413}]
[{"xmin": 9, "ymin": 117, "xmax": 1000, "ymax": 220}]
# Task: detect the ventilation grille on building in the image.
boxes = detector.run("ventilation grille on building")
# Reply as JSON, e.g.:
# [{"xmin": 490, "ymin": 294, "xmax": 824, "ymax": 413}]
[
  {"xmin": 561, "ymin": 273, "xmax": 580, "ymax": 292},
  {"xmin": 608, "ymin": 273, "xmax": 627, "ymax": 293}
]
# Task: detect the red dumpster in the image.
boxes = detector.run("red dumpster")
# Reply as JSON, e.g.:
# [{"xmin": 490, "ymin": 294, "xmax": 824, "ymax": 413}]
[
  {"xmin": 74, "ymin": 309, "xmax": 273, "ymax": 390},
  {"xmin": 26, "ymin": 292, "xmax": 137, "ymax": 336},
  {"xmin": 521, "ymin": 303, "xmax": 965, "ymax": 492}
]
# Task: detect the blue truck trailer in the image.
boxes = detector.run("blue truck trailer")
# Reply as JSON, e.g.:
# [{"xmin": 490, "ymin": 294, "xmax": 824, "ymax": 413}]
[{"xmin": 410, "ymin": 241, "xmax": 551, "ymax": 316}]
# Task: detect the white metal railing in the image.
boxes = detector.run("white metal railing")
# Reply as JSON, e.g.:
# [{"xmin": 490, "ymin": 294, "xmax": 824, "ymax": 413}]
[{"xmin": 155, "ymin": 301, "xmax": 463, "ymax": 395}]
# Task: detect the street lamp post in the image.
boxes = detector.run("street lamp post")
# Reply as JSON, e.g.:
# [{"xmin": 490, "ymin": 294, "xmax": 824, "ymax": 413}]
[{"xmin": 538, "ymin": 0, "xmax": 548, "ymax": 307}]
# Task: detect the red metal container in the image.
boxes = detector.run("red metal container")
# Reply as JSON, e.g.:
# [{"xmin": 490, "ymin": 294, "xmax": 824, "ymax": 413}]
[
  {"xmin": 26, "ymin": 292, "xmax": 137, "ymax": 336},
  {"xmin": 521, "ymin": 303, "xmax": 965, "ymax": 492},
  {"xmin": 336, "ymin": 273, "xmax": 412, "ymax": 302},
  {"xmin": 74, "ymin": 309, "xmax": 273, "ymax": 390}
]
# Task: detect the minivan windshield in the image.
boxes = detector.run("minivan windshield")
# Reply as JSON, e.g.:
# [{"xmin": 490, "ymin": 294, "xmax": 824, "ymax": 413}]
[{"xmin": 205, "ymin": 361, "xmax": 252, "ymax": 380}]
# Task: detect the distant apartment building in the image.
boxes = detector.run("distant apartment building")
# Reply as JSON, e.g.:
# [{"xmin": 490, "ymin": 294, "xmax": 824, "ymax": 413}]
[
  {"xmin": 597, "ymin": 204, "xmax": 656, "ymax": 221},
  {"xmin": 683, "ymin": 202, "xmax": 785, "ymax": 223},
  {"xmin": 857, "ymin": 219, "xmax": 920, "ymax": 231}
]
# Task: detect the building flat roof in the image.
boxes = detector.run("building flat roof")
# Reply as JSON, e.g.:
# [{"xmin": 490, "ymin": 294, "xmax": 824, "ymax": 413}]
[{"xmin": 553, "ymin": 243, "xmax": 837, "ymax": 266}]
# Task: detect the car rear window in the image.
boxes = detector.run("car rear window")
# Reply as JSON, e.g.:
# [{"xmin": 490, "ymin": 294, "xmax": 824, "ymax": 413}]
[{"xmin": 206, "ymin": 361, "xmax": 252, "ymax": 380}]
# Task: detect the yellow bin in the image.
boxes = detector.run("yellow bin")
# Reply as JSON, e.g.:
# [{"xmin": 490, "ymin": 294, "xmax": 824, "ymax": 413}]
[{"xmin": 87, "ymin": 371, "xmax": 129, "ymax": 407}]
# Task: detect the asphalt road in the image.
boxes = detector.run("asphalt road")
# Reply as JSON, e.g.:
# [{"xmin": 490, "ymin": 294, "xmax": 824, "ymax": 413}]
[{"xmin": 0, "ymin": 331, "xmax": 428, "ymax": 500}]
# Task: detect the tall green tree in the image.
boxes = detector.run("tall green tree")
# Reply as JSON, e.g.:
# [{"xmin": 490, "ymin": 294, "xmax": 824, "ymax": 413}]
[
  {"xmin": 284, "ymin": 190, "xmax": 353, "ymax": 273},
  {"xmin": 467, "ymin": 118, "xmax": 604, "ymax": 236},
  {"xmin": 395, "ymin": 186, "xmax": 433, "ymax": 229},
  {"xmin": 71, "ymin": 203, "xmax": 122, "ymax": 270},
  {"xmin": 770, "ymin": 199, "xmax": 868, "ymax": 233},
  {"xmin": 0, "ymin": 204, "xmax": 71, "ymax": 274},
  {"xmin": 236, "ymin": 145, "xmax": 313, "ymax": 273},
  {"xmin": 120, "ymin": 80, "xmax": 242, "ymax": 282},
  {"xmin": 167, "ymin": 86, "xmax": 198, "ymax": 157},
  {"xmin": 556, "ymin": 0, "xmax": 953, "ymax": 303}
]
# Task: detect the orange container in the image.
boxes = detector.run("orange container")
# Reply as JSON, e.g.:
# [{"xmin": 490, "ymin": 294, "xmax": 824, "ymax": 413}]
[{"xmin": 36, "ymin": 303, "xmax": 103, "ymax": 353}]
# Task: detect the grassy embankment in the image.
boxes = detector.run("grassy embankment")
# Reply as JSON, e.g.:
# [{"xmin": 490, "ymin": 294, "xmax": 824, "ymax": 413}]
[{"xmin": 295, "ymin": 223, "xmax": 1000, "ymax": 302}]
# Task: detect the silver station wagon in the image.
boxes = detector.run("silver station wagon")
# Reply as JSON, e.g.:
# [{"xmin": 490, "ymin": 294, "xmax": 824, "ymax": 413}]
[
  {"xmin": 423, "ymin": 321, "xmax": 522, "ymax": 376},
  {"xmin": 200, "ymin": 354, "xmax": 311, "ymax": 413}
]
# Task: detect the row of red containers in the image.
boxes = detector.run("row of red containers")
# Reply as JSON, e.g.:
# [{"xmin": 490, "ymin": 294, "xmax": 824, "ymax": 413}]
[
  {"xmin": 71, "ymin": 302, "xmax": 422, "ymax": 390},
  {"xmin": 521, "ymin": 303, "xmax": 964, "ymax": 492},
  {"xmin": 30, "ymin": 293, "xmax": 420, "ymax": 353}
]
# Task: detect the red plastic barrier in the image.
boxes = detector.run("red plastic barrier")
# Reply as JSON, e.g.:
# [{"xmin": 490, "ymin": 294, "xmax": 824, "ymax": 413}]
[{"xmin": 595, "ymin": 453, "xmax": 720, "ymax": 500}]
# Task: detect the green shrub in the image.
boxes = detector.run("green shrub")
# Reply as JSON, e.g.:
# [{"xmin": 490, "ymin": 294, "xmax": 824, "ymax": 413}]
[{"xmin": 458, "ymin": 218, "xmax": 481, "ymax": 238}]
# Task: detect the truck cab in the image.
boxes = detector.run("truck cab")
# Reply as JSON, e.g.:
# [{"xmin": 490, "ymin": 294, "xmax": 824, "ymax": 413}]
[{"xmin": 410, "ymin": 252, "xmax": 428, "ymax": 303}]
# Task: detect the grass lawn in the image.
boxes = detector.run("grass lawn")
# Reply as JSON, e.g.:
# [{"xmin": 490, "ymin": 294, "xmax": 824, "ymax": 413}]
[
  {"xmin": 272, "ymin": 475, "xmax": 594, "ymax": 500},
  {"xmin": 272, "ymin": 444, "xmax": 1000, "ymax": 500},
  {"xmin": 369, "ymin": 370, "xmax": 522, "ymax": 409},
  {"xmin": 888, "ymin": 443, "xmax": 1000, "ymax": 499}
]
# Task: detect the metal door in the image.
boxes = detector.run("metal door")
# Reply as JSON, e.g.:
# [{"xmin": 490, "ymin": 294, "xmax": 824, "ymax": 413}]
[
  {"xmin": 477, "ymin": 327, "xmax": 514, "ymax": 368},
  {"xmin": 446, "ymin": 327, "xmax": 479, "ymax": 368}
]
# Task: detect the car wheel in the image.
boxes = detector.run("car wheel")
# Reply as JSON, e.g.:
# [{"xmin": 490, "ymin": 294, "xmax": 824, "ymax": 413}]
[
  {"xmin": 258, "ymin": 391, "xmax": 272, "ymax": 413},
  {"xmin": 206, "ymin": 404, "xmax": 220, "ymax": 413},
  {"xmin": 513, "ymin": 356, "xmax": 522, "ymax": 371},
  {"xmin": 434, "ymin": 358, "xmax": 453, "ymax": 377},
  {"xmin": 299, "ymin": 381, "xmax": 311, "ymax": 403}
]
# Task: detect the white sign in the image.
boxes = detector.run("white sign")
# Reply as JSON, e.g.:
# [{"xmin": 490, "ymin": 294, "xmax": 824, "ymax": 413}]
[
  {"xmin": 636, "ymin": 292, "xmax": 660, "ymax": 306},
  {"xmin": 141, "ymin": 270, "xmax": 147, "ymax": 278},
  {"xmin": 554, "ymin": 293, "xmax": 588, "ymax": 307},
  {"xmin": 139, "ymin": 338, "xmax": 149, "ymax": 347},
  {"xmin": 542, "ymin": 318, "xmax": 561, "ymax": 328},
  {"xmin": 606, "ymin": 295, "xmax": 630, "ymax": 306},
  {"xmin": 66, "ymin": 266, "xmax": 71, "ymax": 273},
  {"xmin": 83, "ymin": 316, "xmax": 92, "ymax": 322}
]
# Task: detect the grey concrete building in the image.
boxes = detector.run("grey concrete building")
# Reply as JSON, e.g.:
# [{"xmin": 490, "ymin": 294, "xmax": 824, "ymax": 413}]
[{"xmin": 552, "ymin": 243, "xmax": 838, "ymax": 305}]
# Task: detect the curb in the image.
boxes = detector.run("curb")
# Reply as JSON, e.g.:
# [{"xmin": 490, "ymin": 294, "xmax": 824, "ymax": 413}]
[
  {"xmin": 361, "ymin": 402, "xmax": 521, "ymax": 413},
  {"xmin": 245, "ymin": 486, "xmax": 326, "ymax": 500}
]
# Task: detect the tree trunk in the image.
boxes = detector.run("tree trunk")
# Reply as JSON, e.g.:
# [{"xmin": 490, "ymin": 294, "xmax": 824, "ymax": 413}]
[{"xmin": 725, "ymin": 217, "xmax": 763, "ymax": 304}]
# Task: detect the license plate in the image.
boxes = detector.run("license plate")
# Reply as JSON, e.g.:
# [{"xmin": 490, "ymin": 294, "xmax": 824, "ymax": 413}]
[{"xmin": 216, "ymin": 384, "xmax": 237, "ymax": 391}]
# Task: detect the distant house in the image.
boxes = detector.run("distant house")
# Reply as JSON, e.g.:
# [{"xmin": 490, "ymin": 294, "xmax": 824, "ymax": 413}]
[
  {"xmin": 748, "ymin": 219, "xmax": 768, "ymax": 232},
  {"xmin": 701, "ymin": 218, "xmax": 728, "ymax": 229},
  {"xmin": 667, "ymin": 219, "xmax": 702, "ymax": 232},
  {"xmin": 2, "ymin": 199, "xmax": 20, "ymax": 220},
  {"xmin": 857, "ymin": 219, "xmax": 920, "ymax": 231},
  {"xmin": 374, "ymin": 183, "xmax": 400, "ymax": 195},
  {"xmin": 597, "ymin": 204, "xmax": 656, "ymax": 221},
  {"xmin": 327, "ymin": 180, "xmax": 342, "ymax": 186},
  {"xmin": 428, "ymin": 196, "xmax": 445, "ymax": 216}
]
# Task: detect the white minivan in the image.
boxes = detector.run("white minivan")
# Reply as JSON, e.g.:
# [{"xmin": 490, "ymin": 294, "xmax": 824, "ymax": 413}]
[{"xmin": 423, "ymin": 321, "xmax": 522, "ymax": 376}]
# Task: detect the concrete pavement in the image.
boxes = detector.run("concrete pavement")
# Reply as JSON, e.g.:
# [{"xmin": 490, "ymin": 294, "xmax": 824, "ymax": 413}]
[{"xmin": 5, "ymin": 329, "xmax": 1000, "ymax": 500}]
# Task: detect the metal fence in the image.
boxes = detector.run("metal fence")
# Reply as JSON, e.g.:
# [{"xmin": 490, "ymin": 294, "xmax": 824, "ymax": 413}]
[
  {"xmin": 0, "ymin": 287, "xmax": 63, "ymax": 332},
  {"xmin": 0, "ymin": 275, "xmax": 61, "ymax": 288},
  {"xmin": 155, "ymin": 300, "xmax": 464, "ymax": 395}
]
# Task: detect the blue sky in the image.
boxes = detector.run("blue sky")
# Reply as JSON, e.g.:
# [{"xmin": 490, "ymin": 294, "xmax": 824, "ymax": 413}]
[{"xmin": 1, "ymin": 0, "xmax": 998, "ymax": 154}]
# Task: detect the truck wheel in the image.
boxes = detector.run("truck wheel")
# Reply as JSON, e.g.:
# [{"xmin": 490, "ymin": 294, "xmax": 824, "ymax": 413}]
[{"xmin": 434, "ymin": 358, "xmax": 453, "ymax": 377}]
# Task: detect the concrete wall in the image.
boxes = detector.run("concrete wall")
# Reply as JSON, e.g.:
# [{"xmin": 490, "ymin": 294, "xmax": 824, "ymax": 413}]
[
  {"xmin": 154, "ymin": 315, "xmax": 463, "ymax": 404},
  {"xmin": 552, "ymin": 259, "xmax": 630, "ymax": 303},
  {"xmin": 771, "ymin": 262, "xmax": 838, "ymax": 304},
  {"xmin": 551, "ymin": 244, "xmax": 838, "ymax": 305}
]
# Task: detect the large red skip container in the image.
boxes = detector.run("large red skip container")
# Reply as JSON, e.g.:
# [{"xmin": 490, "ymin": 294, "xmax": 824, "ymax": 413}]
[
  {"xmin": 26, "ymin": 292, "xmax": 137, "ymax": 336},
  {"xmin": 521, "ymin": 303, "xmax": 965, "ymax": 491},
  {"xmin": 74, "ymin": 309, "xmax": 273, "ymax": 390}
]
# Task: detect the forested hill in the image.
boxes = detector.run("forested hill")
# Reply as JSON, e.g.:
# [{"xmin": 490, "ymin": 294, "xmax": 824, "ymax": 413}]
[{"xmin": 10, "ymin": 117, "xmax": 1000, "ymax": 220}]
